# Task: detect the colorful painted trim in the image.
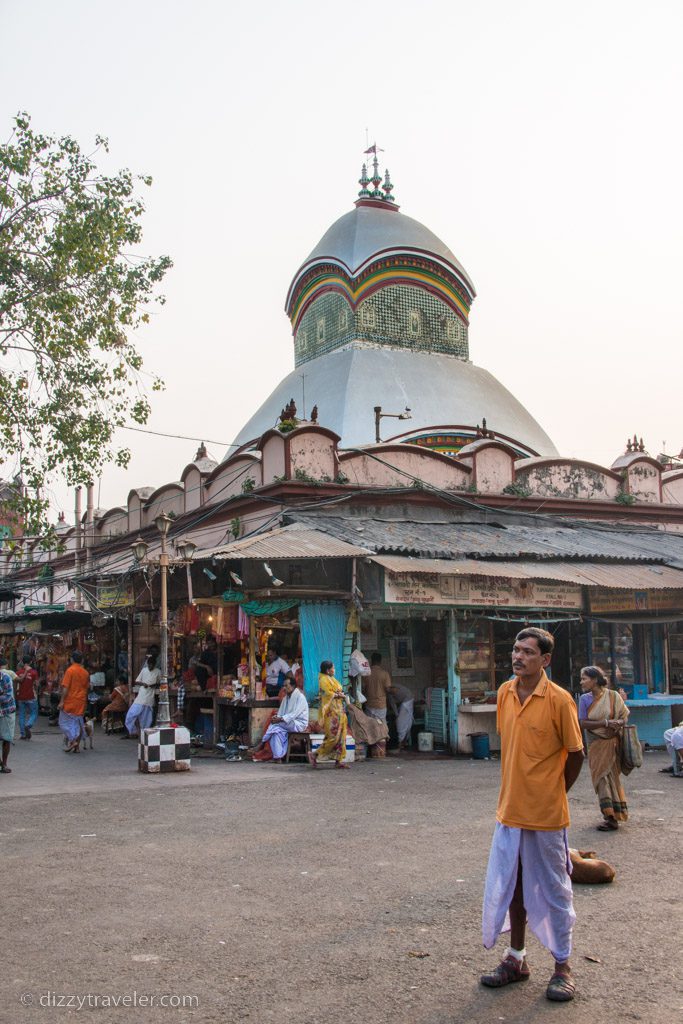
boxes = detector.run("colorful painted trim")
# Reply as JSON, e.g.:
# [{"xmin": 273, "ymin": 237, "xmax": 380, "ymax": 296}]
[
  {"xmin": 288, "ymin": 257, "xmax": 473, "ymax": 333},
  {"xmin": 406, "ymin": 432, "xmax": 534, "ymax": 459}
]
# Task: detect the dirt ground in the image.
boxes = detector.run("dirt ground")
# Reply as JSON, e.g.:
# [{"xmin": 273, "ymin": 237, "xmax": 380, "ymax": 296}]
[{"xmin": 1, "ymin": 726, "xmax": 681, "ymax": 1024}]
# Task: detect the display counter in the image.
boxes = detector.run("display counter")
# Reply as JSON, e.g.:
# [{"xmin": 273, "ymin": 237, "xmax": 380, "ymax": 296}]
[
  {"xmin": 169, "ymin": 690, "xmax": 217, "ymax": 743},
  {"xmin": 457, "ymin": 703, "xmax": 498, "ymax": 755},
  {"xmin": 624, "ymin": 696, "xmax": 683, "ymax": 747},
  {"xmin": 216, "ymin": 698, "xmax": 279, "ymax": 747}
]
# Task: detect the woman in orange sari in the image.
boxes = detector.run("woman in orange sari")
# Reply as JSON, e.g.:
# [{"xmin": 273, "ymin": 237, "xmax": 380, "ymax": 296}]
[
  {"xmin": 578, "ymin": 665, "xmax": 629, "ymax": 831},
  {"xmin": 309, "ymin": 660, "xmax": 349, "ymax": 769},
  {"xmin": 101, "ymin": 674, "xmax": 129, "ymax": 734}
]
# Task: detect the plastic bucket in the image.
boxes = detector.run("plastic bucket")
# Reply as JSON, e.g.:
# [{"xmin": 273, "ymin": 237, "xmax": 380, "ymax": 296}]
[
  {"xmin": 470, "ymin": 732, "xmax": 490, "ymax": 759},
  {"xmin": 417, "ymin": 731, "xmax": 434, "ymax": 752}
]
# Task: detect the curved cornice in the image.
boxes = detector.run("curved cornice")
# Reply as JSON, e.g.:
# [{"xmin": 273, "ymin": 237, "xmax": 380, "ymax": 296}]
[{"xmin": 286, "ymin": 251, "xmax": 474, "ymax": 332}]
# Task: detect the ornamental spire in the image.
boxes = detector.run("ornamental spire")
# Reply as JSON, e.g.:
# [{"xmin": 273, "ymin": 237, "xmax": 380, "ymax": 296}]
[
  {"xmin": 356, "ymin": 140, "xmax": 398, "ymax": 207},
  {"xmin": 358, "ymin": 162, "xmax": 370, "ymax": 199}
]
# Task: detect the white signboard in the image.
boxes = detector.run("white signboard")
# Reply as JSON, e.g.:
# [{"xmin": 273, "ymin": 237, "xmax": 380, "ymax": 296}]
[{"xmin": 384, "ymin": 571, "xmax": 582, "ymax": 610}]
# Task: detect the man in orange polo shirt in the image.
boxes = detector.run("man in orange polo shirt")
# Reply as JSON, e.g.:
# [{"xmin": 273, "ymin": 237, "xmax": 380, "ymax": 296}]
[{"xmin": 480, "ymin": 627, "xmax": 584, "ymax": 1003}]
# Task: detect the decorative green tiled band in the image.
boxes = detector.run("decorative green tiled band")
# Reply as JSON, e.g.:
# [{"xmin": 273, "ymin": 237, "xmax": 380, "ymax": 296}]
[{"xmin": 294, "ymin": 284, "xmax": 469, "ymax": 366}]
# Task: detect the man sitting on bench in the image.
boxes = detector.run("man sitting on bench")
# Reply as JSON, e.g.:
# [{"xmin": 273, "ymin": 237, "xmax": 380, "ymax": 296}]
[
  {"xmin": 663, "ymin": 724, "xmax": 683, "ymax": 776},
  {"xmin": 252, "ymin": 673, "xmax": 309, "ymax": 762}
]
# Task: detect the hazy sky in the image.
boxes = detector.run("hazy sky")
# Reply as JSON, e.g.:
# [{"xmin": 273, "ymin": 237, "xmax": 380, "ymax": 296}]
[{"xmin": 3, "ymin": 0, "xmax": 682, "ymax": 521}]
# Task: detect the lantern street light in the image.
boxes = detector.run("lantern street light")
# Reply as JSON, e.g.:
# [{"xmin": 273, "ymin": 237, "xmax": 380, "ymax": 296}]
[{"xmin": 131, "ymin": 516, "xmax": 196, "ymax": 727}]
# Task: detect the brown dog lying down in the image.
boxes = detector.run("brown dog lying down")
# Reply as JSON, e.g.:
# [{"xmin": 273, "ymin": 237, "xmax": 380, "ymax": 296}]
[{"xmin": 569, "ymin": 848, "xmax": 615, "ymax": 884}]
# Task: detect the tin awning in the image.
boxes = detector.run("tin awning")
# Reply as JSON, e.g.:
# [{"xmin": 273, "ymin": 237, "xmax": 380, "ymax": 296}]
[
  {"xmin": 370, "ymin": 555, "xmax": 683, "ymax": 591},
  {"xmin": 201, "ymin": 522, "xmax": 372, "ymax": 561}
]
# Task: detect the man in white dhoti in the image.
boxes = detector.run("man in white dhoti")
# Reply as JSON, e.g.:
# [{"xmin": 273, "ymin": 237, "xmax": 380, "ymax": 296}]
[
  {"xmin": 252, "ymin": 675, "xmax": 308, "ymax": 762},
  {"xmin": 389, "ymin": 682, "xmax": 414, "ymax": 751},
  {"xmin": 662, "ymin": 724, "xmax": 683, "ymax": 776},
  {"xmin": 480, "ymin": 627, "xmax": 584, "ymax": 1003}
]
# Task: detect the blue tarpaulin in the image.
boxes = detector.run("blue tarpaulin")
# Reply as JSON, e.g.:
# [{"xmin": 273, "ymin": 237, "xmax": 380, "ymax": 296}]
[{"xmin": 299, "ymin": 602, "xmax": 347, "ymax": 702}]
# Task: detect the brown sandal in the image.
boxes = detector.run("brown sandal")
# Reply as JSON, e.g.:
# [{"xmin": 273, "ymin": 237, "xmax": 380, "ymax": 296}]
[
  {"xmin": 546, "ymin": 970, "xmax": 575, "ymax": 1001},
  {"xmin": 480, "ymin": 955, "xmax": 530, "ymax": 987}
]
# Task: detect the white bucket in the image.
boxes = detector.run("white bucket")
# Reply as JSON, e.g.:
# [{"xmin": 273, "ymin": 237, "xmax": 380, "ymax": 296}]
[{"xmin": 417, "ymin": 731, "xmax": 434, "ymax": 752}]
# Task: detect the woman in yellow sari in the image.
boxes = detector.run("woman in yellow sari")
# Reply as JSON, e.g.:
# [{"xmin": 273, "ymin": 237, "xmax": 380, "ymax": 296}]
[
  {"xmin": 578, "ymin": 665, "xmax": 629, "ymax": 831},
  {"xmin": 309, "ymin": 660, "xmax": 349, "ymax": 769}
]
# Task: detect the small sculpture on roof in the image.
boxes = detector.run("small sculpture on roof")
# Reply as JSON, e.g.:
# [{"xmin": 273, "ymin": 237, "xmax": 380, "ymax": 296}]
[
  {"xmin": 310, "ymin": 404, "xmax": 318, "ymax": 424},
  {"xmin": 279, "ymin": 398, "xmax": 297, "ymax": 423},
  {"xmin": 475, "ymin": 418, "xmax": 495, "ymax": 440}
]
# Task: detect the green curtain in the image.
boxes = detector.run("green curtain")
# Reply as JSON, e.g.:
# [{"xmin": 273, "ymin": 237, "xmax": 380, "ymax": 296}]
[
  {"xmin": 220, "ymin": 591, "xmax": 298, "ymax": 616},
  {"xmin": 239, "ymin": 599, "xmax": 298, "ymax": 616}
]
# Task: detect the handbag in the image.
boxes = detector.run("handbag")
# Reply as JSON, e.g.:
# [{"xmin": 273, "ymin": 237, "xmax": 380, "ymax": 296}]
[{"xmin": 619, "ymin": 724, "xmax": 643, "ymax": 775}]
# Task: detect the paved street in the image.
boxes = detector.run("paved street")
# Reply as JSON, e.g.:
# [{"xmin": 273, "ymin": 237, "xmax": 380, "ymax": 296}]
[{"xmin": 1, "ymin": 723, "xmax": 680, "ymax": 1024}]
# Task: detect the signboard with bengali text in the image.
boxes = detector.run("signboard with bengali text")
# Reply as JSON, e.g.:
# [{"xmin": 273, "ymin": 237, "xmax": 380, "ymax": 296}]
[
  {"xmin": 96, "ymin": 583, "xmax": 135, "ymax": 609},
  {"xmin": 383, "ymin": 571, "xmax": 582, "ymax": 610},
  {"xmin": 588, "ymin": 588, "xmax": 683, "ymax": 614}
]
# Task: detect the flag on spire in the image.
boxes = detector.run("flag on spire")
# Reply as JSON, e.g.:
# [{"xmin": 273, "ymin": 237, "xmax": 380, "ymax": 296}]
[{"xmin": 364, "ymin": 142, "xmax": 384, "ymax": 155}]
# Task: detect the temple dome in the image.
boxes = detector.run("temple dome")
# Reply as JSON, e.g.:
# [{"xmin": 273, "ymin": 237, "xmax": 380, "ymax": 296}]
[
  {"xmin": 286, "ymin": 203, "xmax": 476, "ymax": 304},
  {"xmin": 229, "ymin": 165, "xmax": 557, "ymax": 460}
]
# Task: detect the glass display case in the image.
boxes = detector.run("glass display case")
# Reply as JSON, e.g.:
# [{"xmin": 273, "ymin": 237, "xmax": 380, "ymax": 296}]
[
  {"xmin": 669, "ymin": 628, "xmax": 683, "ymax": 694},
  {"xmin": 458, "ymin": 619, "xmax": 492, "ymax": 699},
  {"xmin": 591, "ymin": 622, "xmax": 613, "ymax": 684},
  {"xmin": 613, "ymin": 623, "xmax": 635, "ymax": 688},
  {"xmin": 494, "ymin": 621, "xmax": 519, "ymax": 687}
]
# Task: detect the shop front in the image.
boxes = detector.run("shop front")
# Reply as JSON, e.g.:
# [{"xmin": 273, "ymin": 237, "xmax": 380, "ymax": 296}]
[
  {"xmin": 154, "ymin": 592, "xmax": 351, "ymax": 750},
  {"xmin": 586, "ymin": 588, "xmax": 683, "ymax": 744},
  {"xmin": 357, "ymin": 557, "xmax": 683, "ymax": 752},
  {"xmin": 0, "ymin": 608, "xmax": 108, "ymax": 720},
  {"xmin": 361, "ymin": 558, "xmax": 585, "ymax": 754}
]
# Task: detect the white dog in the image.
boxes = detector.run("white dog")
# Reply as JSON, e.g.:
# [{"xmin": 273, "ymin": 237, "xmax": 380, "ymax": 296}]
[{"xmin": 81, "ymin": 714, "xmax": 94, "ymax": 750}]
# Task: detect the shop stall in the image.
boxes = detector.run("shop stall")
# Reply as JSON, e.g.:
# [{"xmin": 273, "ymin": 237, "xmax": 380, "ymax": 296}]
[
  {"xmin": 587, "ymin": 589, "xmax": 683, "ymax": 745},
  {"xmin": 166, "ymin": 597, "xmax": 306, "ymax": 748},
  {"xmin": 367, "ymin": 558, "xmax": 585, "ymax": 753}
]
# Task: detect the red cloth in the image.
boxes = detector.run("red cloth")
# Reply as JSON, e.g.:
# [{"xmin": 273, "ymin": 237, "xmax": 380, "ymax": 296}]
[{"xmin": 252, "ymin": 742, "xmax": 273, "ymax": 761}]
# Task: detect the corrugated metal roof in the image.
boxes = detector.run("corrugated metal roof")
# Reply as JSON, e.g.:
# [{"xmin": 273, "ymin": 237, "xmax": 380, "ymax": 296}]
[
  {"xmin": 371, "ymin": 555, "xmax": 683, "ymax": 590},
  {"xmin": 287, "ymin": 512, "xmax": 683, "ymax": 566},
  {"xmin": 202, "ymin": 523, "xmax": 371, "ymax": 561}
]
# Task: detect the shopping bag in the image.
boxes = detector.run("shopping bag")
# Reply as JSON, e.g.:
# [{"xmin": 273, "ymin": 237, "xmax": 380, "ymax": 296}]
[{"xmin": 620, "ymin": 724, "xmax": 643, "ymax": 775}]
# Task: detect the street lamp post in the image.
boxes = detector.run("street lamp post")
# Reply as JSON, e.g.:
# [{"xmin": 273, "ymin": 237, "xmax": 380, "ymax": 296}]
[
  {"xmin": 156, "ymin": 513, "xmax": 172, "ymax": 727},
  {"xmin": 131, "ymin": 517, "xmax": 196, "ymax": 771}
]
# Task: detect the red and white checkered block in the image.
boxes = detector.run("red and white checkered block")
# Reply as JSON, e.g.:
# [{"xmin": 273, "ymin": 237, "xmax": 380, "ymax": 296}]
[{"xmin": 138, "ymin": 725, "xmax": 191, "ymax": 773}]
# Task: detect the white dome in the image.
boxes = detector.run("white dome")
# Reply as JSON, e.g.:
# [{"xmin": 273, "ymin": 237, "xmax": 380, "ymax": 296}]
[
  {"xmin": 286, "ymin": 203, "xmax": 475, "ymax": 313},
  {"xmin": 231, "ymin": 344, "xmax": 558, "ymax": 457}
]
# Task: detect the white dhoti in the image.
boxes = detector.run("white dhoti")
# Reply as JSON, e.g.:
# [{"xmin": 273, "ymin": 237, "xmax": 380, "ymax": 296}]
[
  {"xmin": 396, "ymin": 699, "xmax": 414, "ymax": 742},
  {"xmin": 262, "ymin": 721, "xmax": 302, "ymax": 759},
  {"xmin": 125, "ymin": 702, "xmax": 153, "ymax": 736},
  {"xmin": 482, "ymin": 823, "xmax": 575, "ymax": 963},
  {"xmin": 664, "ymin": 726, "xmax": 683, "ymax": 753},
  {"xmin": 59, "ymin": 710, "xmax": 83, "ymax": 744}
]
